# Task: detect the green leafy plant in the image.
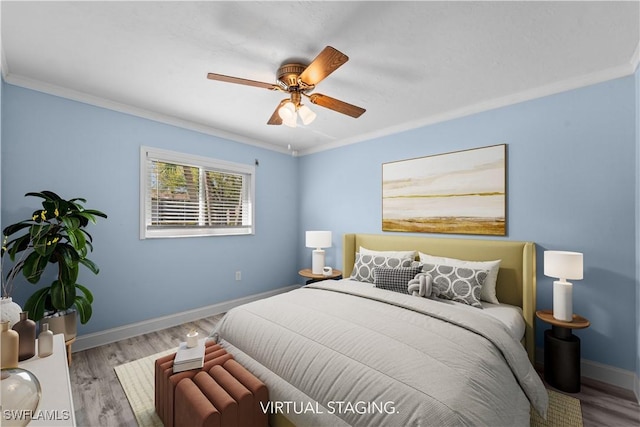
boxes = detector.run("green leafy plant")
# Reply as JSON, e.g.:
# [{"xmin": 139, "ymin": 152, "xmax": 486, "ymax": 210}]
[{"xmin": 2, "ymin": 191, "xmax": 107, "ymax": 324}]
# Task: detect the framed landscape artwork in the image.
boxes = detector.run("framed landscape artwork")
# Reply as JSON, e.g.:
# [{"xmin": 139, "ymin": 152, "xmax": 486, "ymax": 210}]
[{"xmin": 382, "ymin": 144, "xmax": 506, "ymax": 236}]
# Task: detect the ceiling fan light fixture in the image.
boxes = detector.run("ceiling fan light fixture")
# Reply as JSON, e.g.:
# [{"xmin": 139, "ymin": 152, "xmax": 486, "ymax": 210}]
[
  {"xmin": 298, "ymin": 104, "xmax": 317, "ymax": 125},
  {"xmin": 278, "ymin": 101, "xmax": 296, "ymax": 121},
  {"xmin": 283, "ymin": 112, "xmax": 298, "ymax": 128}
]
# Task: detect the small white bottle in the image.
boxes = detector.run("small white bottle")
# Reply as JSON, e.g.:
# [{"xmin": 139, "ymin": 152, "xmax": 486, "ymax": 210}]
[{"xmin": 38, "ymin": 323, "xmax": 54, "ymax": 358}]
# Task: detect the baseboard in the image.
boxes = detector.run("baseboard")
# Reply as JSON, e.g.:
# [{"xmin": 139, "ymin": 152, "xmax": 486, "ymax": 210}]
[
  {"xmin": 73, "ymin": 284, "xmax": 299, "ymax": 352},
  {"xmin": 536, "ymin": 347, "xmax": 636, "ymax": 392},
  {"xmin": 581, "ymin": 359, "xmax": 637, "ymax": 391},
  {"xmin": 634, "ymin": 372, "xmax": 640, "ymax": 404}
]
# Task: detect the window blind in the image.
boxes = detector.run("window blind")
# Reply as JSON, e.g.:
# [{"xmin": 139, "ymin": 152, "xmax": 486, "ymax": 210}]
[{"xmin": 140, "ymin": 147, "xmax": 255, "ymax": 238}]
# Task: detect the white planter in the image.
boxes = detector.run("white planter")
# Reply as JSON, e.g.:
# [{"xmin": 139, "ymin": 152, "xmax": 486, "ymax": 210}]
[
  {"xmin": 0, "ymin": 297, "xmax": 23, "ymax": 328},
  {"xmin": 40, "ymin": 311, "xmax": 77, "ymax": 341}
]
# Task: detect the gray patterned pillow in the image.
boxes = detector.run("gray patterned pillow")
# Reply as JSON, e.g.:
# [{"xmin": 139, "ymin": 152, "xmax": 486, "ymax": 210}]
[
  {"xmin": 422, "ymin": 263, "xmax": 488, "ymax": 308},
  {"xmin": 350, "ymin": 254, "xmax": 412, "ymax": 283},
  {"xmin": 419, "ymin": 252, "xmax": 501, "ymax": 304},
  {"xmin": 373, "ymin": 266, "xmax": 424, "ymax": 294}
]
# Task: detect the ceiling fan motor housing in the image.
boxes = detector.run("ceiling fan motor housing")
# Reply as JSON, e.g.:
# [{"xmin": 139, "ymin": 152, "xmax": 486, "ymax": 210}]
[{"xmin": 277, "ymin": 63, "xmax": 307, "ymax": 89}]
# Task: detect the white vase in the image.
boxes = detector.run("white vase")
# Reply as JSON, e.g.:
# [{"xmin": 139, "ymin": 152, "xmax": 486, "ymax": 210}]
[
  {"xmin": 0, "ymin": 298, "xmax": 23, "ymax": 328},
  {"xmin": 37, "ymin": 323, "xmax": 54, "ymax": 358}
]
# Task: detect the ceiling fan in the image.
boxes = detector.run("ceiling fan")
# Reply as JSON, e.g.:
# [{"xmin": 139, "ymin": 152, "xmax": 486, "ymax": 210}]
[{"xmin": 206, "ymin": 46, "xmax": 366, "ymax": 127}]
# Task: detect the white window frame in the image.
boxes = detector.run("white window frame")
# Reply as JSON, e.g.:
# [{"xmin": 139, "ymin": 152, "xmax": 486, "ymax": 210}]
[{"xmin": 140, "ymin": 146, "xmax": 255, "ymax": 239}]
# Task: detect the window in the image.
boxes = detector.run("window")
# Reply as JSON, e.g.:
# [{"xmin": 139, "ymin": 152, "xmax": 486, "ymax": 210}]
[{"xmin": 140, "ymin": 146, "xmax": 255, "ymax": 238}]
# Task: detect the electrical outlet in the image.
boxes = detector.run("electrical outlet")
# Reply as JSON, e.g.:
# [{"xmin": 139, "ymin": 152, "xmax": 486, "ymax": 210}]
[{"xmin": 235, "ymin": 271, "xmax": 241, "ymax": 281}]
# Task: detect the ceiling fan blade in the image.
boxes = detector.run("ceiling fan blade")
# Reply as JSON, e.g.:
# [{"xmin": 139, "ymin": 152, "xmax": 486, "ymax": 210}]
[
  {"xmin": 267, "ymin": 100, "xmax": 286, "ymax": 125},
  {"xmin": 298, "ymin": 46, "xmax": 349, "ymax": 86},
  {"xmin": 309, "ymin": 93, "xmax": 366, "ymax": 118},
  {"xmin": 207, "ymin": 73, "xmax": 277, "ymax": 90}
]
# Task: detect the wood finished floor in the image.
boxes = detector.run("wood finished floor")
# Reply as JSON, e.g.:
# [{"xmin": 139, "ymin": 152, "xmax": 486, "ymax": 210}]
[
  {"xmin": 69, "ymin": 314, "xmax": 224, "ymax": 426},
  {"xmin": 561, "ymin": 377, "xmax": 640, "ymax": 427},
  {"xmin": 70, "ymin": 314, "xmax": 640, "ymax": 426}
]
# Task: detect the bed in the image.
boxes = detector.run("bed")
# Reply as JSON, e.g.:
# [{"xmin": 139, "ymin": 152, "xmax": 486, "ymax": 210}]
[{"xmin": 211, "ymin": 233, "xmax": 548, "ymax": 426}]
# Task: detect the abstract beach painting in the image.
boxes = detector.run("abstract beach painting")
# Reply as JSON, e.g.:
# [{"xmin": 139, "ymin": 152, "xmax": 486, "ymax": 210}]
[{"xmin": 382, "ymin": 144, "xmax": 506, "ymax": 235}]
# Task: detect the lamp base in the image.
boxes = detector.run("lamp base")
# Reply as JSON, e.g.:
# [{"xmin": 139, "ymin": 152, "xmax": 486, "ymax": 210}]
[
  {"xmin": 553, "ymin": 280, "xmax": 573, "ymax": 322},
  {"xmin": 312, "ymin": 249, "xmax": 325, "ymax": 275}
]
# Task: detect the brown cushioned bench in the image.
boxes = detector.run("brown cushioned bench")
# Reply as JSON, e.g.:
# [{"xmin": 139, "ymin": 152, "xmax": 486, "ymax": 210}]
[{"xmin": 154, "ymin": 340, "xmax": 268, "ymax": 427}]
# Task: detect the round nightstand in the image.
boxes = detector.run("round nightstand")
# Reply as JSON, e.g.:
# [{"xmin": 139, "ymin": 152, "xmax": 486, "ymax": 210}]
[
  {"xmin": 536, "ymin": 309, "xmax": 590, "ymax": 393},
  {"xmin": 298, "ymin": 268, "xmax": 342, "ymax": 284}
]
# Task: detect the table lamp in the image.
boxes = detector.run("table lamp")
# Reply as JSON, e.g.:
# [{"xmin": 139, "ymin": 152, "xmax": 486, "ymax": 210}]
[
  {"xmin": 543, "ymin": 250, "xmax": 583, "ymax": 322},
  {"xmin": 306, "ymin": 231, "xmax": 332, "ymax": 274}
]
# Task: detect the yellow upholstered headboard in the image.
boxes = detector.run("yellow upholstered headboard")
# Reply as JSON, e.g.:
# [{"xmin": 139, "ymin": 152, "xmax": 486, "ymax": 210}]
[{"xmin": 343, "ymin": 233, "xmax": 537, "ymax": 363}]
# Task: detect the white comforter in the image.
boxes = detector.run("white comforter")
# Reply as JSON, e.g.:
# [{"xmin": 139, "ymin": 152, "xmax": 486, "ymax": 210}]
[{"xmin": 212, "ymin": 280, "xmax": 548, "ymax": 426}]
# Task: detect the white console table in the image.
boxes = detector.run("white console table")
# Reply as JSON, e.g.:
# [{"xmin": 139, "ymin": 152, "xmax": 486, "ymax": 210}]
[{"xmin": 18, "ymin": 333, "xmax": 76, "ymax": 426}]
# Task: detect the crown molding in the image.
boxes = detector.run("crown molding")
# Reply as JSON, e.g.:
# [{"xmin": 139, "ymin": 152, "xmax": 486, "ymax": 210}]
[
  {"xmin": 299, "ymin": 61, "xmax": 639, "ymax": 156},
  {"xmin": 1, "ymin": 53, "xmax": 7, "ymax": 81},
  {"xmin": 0, "ymin": 43, "xmax": 7, "ymax": 81},
  {"xmin": 2, "ymin": 73, "xmax": 291, "ymax": 155},
  {"xmin": 631, "ymin": 39, "xmax": 640, "ymax": 72},
  {"xmin": 3, "ymin": 54, "xmax": 637, "ymax": 159}
]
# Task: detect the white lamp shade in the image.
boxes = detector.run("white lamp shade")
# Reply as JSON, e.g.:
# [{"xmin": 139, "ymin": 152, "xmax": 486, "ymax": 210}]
[
  {"xmin": 306, "ymin": 231, "xmax": 332, "ymax": 249},
  {"xmin": 544, "ymin": 251, "xmax": 583, "ymax": 280},
  {"xmin": 278, "ymin": 101, "xmax": 296, "ymax": 120},
  {"xmin": 282, "ymin": 114, "xmax": 297, "ymax": 128},
  {"xmin": 298, "ymin": 105, "xmax": 317, "ymax": 125}
]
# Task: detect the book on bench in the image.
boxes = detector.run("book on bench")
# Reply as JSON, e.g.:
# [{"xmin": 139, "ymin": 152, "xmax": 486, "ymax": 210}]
[{"xmin": 172, "ymin": 338, "xmax": 206, "ymax": 373}]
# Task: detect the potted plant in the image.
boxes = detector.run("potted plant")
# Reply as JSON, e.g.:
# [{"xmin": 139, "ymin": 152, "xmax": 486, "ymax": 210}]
[{"xmin": 2, "ymin": 191, "xmax": 107, "ymax": 339}]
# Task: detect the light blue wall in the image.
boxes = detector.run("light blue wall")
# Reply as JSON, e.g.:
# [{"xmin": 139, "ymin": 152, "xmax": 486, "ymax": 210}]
[
  {"xmin": 1, "ymin": 84, "xmax": 300, "ymax": 335},
  {"xmin": 299, "ymin": 76, "xmax": 637, "ymax": 371}
]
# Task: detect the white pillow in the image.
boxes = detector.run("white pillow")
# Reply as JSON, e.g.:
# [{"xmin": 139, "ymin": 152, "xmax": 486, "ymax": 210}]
[
  {"xmin": 418, "ymin": 252, "xmax": 501, "ymax": 304},
  {"xmin": 360, "ymin": 246, "xmax": 417, "ymax": 260}
]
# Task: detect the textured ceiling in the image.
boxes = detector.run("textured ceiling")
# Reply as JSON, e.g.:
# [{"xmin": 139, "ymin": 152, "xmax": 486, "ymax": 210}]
[{"xmin": 2, "ymin": 1, "xmax": 639, "ymax": 155}]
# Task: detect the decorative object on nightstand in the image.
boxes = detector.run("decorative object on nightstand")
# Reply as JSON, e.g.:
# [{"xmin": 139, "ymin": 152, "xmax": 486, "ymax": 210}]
[
  {"xmin": 1, "ymin": 321, "xmax": 19, "ymax": 368},
  {"xmin": 299, "ymin": 268, "xmax": 342, "ymax": 284},
  {"xmin": 0, "ymin": 367, "xmax": 42, "ymax": 426},
  {"xmin": 37, "ymin": 323, "xmax": 54, "ymax": 358},
  {"xmin": 536, "ymin": 309, "xmax": 590, "ymax": 393},
  {"xmin": 13, "ymin": 312, "xmax": 36, "ymax": 361},
  {"xmin": 16, "ymin": 334, "xmax": 75, "ymax": 425},
  {"xmin": 543, "ymin": 250, "xmax": 583, "ymax": 322},
  {"xmin": 306, "ymin": 231, "xmax": 332, "ymax": 274},
  {"xmin": 0, "ymin": 298, "xmax": 23, "ymax": 329}
]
